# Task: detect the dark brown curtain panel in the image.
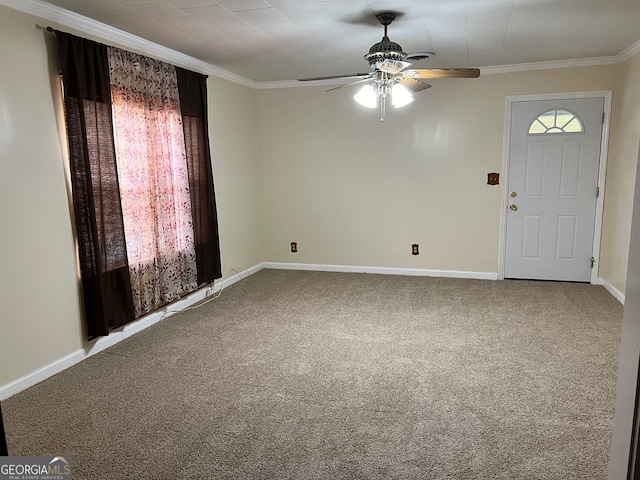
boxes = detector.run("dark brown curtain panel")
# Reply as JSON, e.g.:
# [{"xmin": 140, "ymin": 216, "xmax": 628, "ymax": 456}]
[
  {"xmin": 176, "ymin": 68, "xmax": 222, "ymax": 284},
  {"xmin": 55, "ymin": 31, "xmax": 135, "ymax": 339}
]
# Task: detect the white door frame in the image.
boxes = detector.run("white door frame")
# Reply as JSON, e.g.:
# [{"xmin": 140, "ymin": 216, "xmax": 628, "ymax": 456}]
[{"xmin": 498, "ymin": 91, "xmax": 613, "ymax": 283}]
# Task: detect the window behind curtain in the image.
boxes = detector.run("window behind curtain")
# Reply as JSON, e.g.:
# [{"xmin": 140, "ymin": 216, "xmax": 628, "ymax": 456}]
[{"xmin": 55, "ymin": 31, "xmax": 221, "ymax": 338}]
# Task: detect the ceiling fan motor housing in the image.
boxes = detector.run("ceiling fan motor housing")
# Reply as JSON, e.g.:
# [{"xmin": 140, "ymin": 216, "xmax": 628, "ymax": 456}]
[
  {"xmin": 365, "ymin": 13, "xmax": 407, "ymax": 70},
  {"xmin": 364, "ymin": 38, "xmax": 407, "ymax": 70}
]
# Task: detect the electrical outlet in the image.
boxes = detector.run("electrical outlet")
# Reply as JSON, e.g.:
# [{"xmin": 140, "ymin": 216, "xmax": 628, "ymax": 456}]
[
  {"xmin": 291, "ymin": 242, "xmax": 298, "ymax": 253},
  {"xmin": 412, "ymin": 244, "xmax": 419, "ymax": 255},
  {"xmin": 205, "ymin": 286, "xmax": 216, "ymax": 297}
]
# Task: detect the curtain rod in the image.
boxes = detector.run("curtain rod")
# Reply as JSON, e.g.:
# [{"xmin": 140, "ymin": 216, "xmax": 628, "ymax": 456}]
[{"xmin": 46, "ymin": 26, "xmax": 55, "ymax": 32}]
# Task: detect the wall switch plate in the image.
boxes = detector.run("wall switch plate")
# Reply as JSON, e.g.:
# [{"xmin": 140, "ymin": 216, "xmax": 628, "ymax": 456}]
[
  {"xmin": 487, "ymin": 173, "xmax": 499, "ymax": 185},
  {"xmin": 291, "ymin": 242, "xmax": 297, "ymax": 253},
  {"xmin": 412, "ymin": 244, "xmax": 419, "ymax": 255}
]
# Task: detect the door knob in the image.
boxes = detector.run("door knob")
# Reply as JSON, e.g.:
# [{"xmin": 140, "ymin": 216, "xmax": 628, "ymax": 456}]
[
  {"xmin": 509, "ymin": 204, "xmax": 518, "ymax": 211},
  {"xmin": 510, "ymin": 191, "xmax": 518, "ymax": 198}
]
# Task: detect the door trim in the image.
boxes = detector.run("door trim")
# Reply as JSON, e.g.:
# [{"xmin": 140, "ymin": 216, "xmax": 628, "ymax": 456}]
[{"xmin": 498, "ymin": 91, "xmax": 613, "ymax": 283}]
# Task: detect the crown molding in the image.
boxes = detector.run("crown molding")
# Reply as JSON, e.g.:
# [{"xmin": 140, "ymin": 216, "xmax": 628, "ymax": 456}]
[
  {"xmin": 480, "ymin": 55, "xmax": 618, "ymax": 75},
  {"xmin": 0, "ymin": 0, "xmax": 259, "ymax": 89},
  {"xmin": 617, "ymin": 37, "xmax": 640, "ymax": 63}
]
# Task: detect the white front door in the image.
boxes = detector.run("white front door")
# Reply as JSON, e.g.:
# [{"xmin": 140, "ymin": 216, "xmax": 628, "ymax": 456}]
[{"xmin": 505, "ymin": 98, "xmax": 604, "ymax": 282}]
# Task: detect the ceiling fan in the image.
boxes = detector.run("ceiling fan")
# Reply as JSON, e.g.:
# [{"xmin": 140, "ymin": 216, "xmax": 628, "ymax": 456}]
[{"xmin": 298, "ymin": 12, "xmax": 480, "ymax": 121}]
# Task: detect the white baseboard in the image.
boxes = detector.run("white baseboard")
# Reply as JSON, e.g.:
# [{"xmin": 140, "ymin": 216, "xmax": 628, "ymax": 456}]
[
  {"xmin": 597, "ymin": 277, "xmax": 626, "ymax": 304},
  {"xmin": 84, "ymin": 262, "xmax": 264, "ymax": 358},
  {"xmin": 0, "ymin": 349, "xmax": 86, "ymax": 402},
  {"xmin": 263, "ymin": 262, "xmax": 499, "ymax": 280},
  {"xmin": 0, "ymin": 263, "xmax": 264, "ymax": 400}
]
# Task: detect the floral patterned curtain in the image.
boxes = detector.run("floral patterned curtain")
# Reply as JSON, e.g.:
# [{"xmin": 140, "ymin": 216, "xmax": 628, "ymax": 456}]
[
  {"xmin": 108, "ymin": 48, "xmax": 198, "ymax": 318},
  {"xmin": 56, "ymin": 30, "xmax": 221, "ymax": 337}
]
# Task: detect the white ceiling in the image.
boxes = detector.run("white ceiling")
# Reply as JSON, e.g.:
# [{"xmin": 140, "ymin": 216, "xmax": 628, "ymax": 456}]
[{"xmin": 33, "ymin": 0, "xmax": 640, "ymax": 82}]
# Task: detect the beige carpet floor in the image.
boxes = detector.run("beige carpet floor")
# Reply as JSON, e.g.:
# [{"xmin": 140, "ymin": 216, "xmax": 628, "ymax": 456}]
[{"xmin": 2, "ymin": 269, "xmax": 624, "ymax": 479}]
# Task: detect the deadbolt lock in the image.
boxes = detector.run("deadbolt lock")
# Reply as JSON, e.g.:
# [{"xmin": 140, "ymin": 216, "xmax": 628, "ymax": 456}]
[
  {"xmin": 509, "ymin": 204, "xmax": 518, "ymax": 211},
  {"xmin": 510, "ymin": 191, "xmax": 518, "ymax": 198}
]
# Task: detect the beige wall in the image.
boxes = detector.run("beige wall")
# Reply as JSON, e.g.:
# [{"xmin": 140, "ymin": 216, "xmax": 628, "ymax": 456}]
[
  {"xmin": 257, "ymin": 66, "xmax": 620, "ymax": 274},
  {"xmin": 0, "ymin": 5, "xmax": 263, "ymax": 387},
  {"xmin": 0, "ymin": 6, "xmax": 84, "ymax": 387},
  {"xmin": 208, "ymin": 77, "xmax": 264, "ymax": 273},
  {"xmin": 1, "ymin": 1, "xmax": 639, "ymax": 390},
  {"xmin": 609, "ymin": 140, "xmax": 640, "ymax": 479},
  {"xmin": 600, "ymin": 53, "xmax": 640, "ymax": 295}
]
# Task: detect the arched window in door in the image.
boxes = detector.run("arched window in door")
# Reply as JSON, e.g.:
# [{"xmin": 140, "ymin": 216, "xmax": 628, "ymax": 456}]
[{"xmin": 528, "ymin": 109, "xmax": 584, "ymax": 134}]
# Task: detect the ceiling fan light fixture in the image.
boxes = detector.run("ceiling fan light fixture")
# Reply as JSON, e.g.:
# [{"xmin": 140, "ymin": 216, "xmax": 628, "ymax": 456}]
[
  {"xmin": 354, "ymin": 84, "xmax": 378, "ymax": 108},
  {"xmin": 297, "ymin": 12, "xmax": 479, "ymax": 120},
  {"xmin": 391, "ymin": 83, "xmax": 414, "ymax": 108}
]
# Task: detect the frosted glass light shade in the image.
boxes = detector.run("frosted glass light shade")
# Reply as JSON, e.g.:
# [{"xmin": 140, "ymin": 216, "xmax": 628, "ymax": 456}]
[
  {"xmin": 391, "ymin": 83, "xmax": 414, "ymax": 108},
  {"xmin": 354, "ymin": 84, "xmax": 378, "ymax": 108}
]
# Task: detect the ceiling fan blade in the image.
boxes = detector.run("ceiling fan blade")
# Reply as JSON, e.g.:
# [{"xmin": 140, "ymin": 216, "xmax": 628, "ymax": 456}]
[
  {"xmin": 342, "ymin": 10, "xmax": 405, "ymax": 26},
  {"xmin": 298, "ymin": 73, "xmax": 372, "ymax": 81},
  {"xmin": 400, "ymin": 78, "xmax": 432, "ymax": 92},
  {"xmin": 405, "ymin": 52, "xmax": 433, "ymax": 62},
  {"xmin": 406, "ymin": 68, "xmax": 481, "ymax": 79},
  {"xmin": 326, "ymin": 77, "xmax": 373, "ymax": 92}
]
